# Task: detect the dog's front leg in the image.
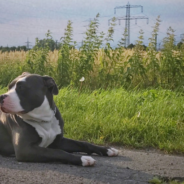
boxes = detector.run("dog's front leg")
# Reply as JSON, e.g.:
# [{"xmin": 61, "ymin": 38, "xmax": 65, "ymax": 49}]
[{"xmin": 14, "ymin": 145, "xmax": 96, "ymax": 166}]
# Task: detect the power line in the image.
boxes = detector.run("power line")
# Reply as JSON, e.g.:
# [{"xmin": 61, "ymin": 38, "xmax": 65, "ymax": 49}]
[{"xmin": 109, "ymin": 2, "xmax": 149, "ymax": 47}]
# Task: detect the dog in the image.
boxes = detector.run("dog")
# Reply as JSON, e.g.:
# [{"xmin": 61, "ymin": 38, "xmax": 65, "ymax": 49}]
[{"xmin": 0, "ymin": 72, "xmax": 118, "ymax": 166}]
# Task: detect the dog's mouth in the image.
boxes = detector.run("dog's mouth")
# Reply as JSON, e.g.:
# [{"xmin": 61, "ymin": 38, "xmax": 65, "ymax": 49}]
[
  {"xmin": 0, "ymin": 106, "xmax": 26, "ymax": 114},
  {"xmin": 0, "ymin": 106, "xmax": 11, "ymax": 113}
]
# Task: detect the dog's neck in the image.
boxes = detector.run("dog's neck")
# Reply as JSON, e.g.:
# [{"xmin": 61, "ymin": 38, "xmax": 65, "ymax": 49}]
[
  {"xmin": 18, "ymin": 97, "xmax": 61, "ymax": 148},
  {"xmin": 23, "ymin": 114, "xmax": 61, "ymax": 148}
]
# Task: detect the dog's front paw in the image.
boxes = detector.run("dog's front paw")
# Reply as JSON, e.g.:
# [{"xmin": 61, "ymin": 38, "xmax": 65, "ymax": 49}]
[
  {"xmin": 81, "ymin": 156, "xmax": 96, "ymax": 166},
  {"xmin": 107, "ymin": 148, "xmax": 119, "ymax": 156}
]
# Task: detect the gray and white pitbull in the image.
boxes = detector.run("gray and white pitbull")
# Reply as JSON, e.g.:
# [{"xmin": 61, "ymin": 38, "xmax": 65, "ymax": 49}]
[{"xmin": 0, "ymin": 73, "xmax": 118, "ymax": 166}]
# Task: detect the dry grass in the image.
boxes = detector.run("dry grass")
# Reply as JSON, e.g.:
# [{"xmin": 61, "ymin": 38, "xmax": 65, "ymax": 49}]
[
  {"xmin": 0, "ymin": 51, "xmax": 27, "ymax": 64},
  {"xmin": 0, "ymin": 49, "xmax": 135, "ymax": 65},
  {"xmin": 48, "ymin": 50, "xmax": 59, "ymax": 64},
  {"xmin": 0, "ymin": 50, "xmax": 60, "ymax": 65}
]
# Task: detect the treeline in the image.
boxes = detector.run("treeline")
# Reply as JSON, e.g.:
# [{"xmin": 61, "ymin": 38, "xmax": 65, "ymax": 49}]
[
  {"xmin": 0, "ymin": 46, "xmax": 28, "ymax": 52},
  {"xmin": 1, "ymin": 32, "xmax": 183, "ymax": 53},
  {"xmin": 1, "ymin": 41, "xmax": 183, "ymax": 53},
  {"xmin": 126, "ymin": 42, "xmax": 183, "ymax": 50}
]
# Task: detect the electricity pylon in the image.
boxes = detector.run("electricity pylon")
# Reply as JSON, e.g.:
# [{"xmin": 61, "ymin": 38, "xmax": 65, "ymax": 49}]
[
  {"xmin": 109, "ymin": 2, "xmax": 149, "ymax": 47},
  {"xmin": 25, "ymin": 38, "xmax": 31, "ymax": 49}
]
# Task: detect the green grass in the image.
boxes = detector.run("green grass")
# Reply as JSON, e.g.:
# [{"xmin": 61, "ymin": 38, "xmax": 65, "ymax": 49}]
[
  {"xmin": 149, "ymin": 176, "xmax": 184, "ymax": 184},
  {"xmin": 1, "ymin": 87, "xmax": 184, "ymax": 153},
  {"xmin": 55, "ymin": 88, "xmax": 184, "ymax": 153},
  {"xmin": 0, "ymin": 88, "xmax": 6, "ymax": 94}
]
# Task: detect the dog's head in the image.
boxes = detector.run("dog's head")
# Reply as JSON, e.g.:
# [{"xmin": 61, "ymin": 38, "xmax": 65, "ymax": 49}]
[{"xmin": 0, "ymin": 72, "xmax": 58, "ymax": 121}]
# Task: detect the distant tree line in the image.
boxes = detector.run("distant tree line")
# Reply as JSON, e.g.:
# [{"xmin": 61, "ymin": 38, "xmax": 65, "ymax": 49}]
[
  {"xmin": 0, "ymin": 46, "xmax": 28, "ymax": 52},
  {"xmin": 0, "ymin": 30, "xmax": 183, "ymax": 53},
  {"xmin": 0, "ymin": 41, "xmax": 183, "ymax": 52},
  {"xmin": 125, "ymin": 42, "xmax": 183, "ymax": 50}
]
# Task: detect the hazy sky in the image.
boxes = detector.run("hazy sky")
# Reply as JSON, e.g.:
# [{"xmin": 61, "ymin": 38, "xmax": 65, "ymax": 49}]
[{"xmin": 0, "ymin": 0, "xmax": 184, "ymax": 47}]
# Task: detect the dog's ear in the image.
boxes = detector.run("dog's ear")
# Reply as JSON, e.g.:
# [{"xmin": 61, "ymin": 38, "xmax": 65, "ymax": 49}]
[{"xmin": 43, "ymin": 76, "xmax": 58, "ymax": 95}]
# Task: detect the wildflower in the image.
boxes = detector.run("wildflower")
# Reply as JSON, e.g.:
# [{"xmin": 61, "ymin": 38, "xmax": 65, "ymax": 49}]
[{"xmin": 79, "ymin": 77, "xmax": 85, "ymax": 82}]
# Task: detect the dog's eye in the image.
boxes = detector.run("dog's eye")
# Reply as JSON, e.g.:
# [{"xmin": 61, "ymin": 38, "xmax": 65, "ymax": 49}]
[
  {"xmin": 17, "ymin": 85, "xmax": 23, "ymax": 90},
  {"xmin": 16, "ymin": 82, "xmax": 25, "ymax": 91}
]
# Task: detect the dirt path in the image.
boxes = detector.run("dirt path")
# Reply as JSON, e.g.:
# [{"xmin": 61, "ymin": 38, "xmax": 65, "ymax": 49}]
[{"xmin": 0, "ymin": 147, "xmax": 184, "ymax": 184}]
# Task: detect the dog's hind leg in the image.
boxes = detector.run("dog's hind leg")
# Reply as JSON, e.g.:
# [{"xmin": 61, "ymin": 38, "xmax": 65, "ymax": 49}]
[{"xmin": 52, "ymin": 137, "xmax": 119, "ymax": 157}]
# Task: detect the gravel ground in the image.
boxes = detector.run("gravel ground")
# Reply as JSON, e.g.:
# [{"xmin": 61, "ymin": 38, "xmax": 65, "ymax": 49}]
[{"xmin": 0, "ymin": 147, "xmax": 184, "ymax": 184}]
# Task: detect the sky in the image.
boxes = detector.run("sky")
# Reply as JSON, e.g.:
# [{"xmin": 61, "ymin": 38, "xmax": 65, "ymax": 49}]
[{"xmin": 0, "ymin": 0, "xmax": 184, "ymax": 48}]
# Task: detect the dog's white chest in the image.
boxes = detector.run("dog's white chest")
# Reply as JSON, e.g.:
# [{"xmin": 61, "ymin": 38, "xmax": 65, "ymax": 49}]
[{"xmin": 25, "ymin": 116, "xmax": 61, "ymax": 148}]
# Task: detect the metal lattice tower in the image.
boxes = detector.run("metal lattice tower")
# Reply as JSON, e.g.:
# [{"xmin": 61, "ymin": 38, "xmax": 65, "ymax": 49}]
[
  {"xmin": 25, "ymin": 38, "xmax": 31, "ymax": 49},
  {"xmin": 110, "ymin": 2, "xmax": 149, "ymax": 47}
]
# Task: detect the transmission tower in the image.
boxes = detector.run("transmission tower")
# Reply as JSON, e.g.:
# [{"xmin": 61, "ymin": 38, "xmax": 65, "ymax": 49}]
[
  {"xmin": 25, "ymin": 38, "xmax": 31, "ymax": 49},
  {"xmin": 109, "ymin": 2, "xmax": 149, "ymax": 47}
]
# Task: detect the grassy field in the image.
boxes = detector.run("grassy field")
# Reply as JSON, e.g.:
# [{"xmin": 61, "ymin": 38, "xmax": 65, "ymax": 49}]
[
  {"xmin": 0, "ymin": 50, "xmax": 59, "ymax": 64},
  {"xmin": 54, "ymin": 88, "xmax": 184, "ymax": 153},
  {"xmin": 37, "ymin": 87, "xmax": 184, "ymax": 153}
]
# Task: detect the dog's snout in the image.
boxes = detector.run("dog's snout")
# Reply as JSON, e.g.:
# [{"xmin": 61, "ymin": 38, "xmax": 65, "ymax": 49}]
[{"xmin": 0, "ymin": 95, "xmax": 8, "ymax": 104}]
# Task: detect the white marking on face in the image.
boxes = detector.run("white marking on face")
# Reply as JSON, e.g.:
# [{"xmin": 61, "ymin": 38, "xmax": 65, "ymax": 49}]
[
  {"xmin": 20, "ymin": 96, "xmax": 61, "ymax": 148},
  {"xmin": 2, "ymin": 77, "xmax": 27, "ymax": 113},
  {"xmin": 81, "ymin": 156, "xmax": 96, "ymax": 166}
]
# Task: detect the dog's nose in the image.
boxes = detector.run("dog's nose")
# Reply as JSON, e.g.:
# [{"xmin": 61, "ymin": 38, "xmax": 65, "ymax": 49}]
[{"xmin": 0, "ymin": 95, "xmax": 7, "ymax": 105}]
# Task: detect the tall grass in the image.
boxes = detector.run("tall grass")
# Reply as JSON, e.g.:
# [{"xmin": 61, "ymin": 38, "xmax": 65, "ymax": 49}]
[
  {"xmin": 0, "ymin": 50, "xmax": 27, "ymax": 63},
  {"xmin": 0, "ymin": 15, "xmax": 184, "ymax": 90}
]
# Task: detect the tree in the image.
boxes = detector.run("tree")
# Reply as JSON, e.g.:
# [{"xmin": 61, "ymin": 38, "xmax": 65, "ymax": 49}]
[
  {"xmin": 177, "ymin": 42, "xmax": 183, "ymax": 49},
  {"xmin": 127, "ymin": 43, "xmax": 135, "ymax": 49},
  {"xmin": 33, "ymin": 30, "xmax": 59, "ymax": 51}
]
